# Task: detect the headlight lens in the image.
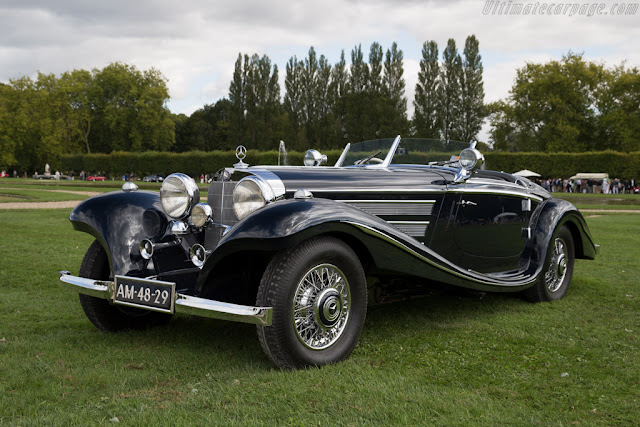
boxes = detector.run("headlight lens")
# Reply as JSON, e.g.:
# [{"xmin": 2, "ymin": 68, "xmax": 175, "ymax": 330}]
[
  {"xmin": 459, "ymin": 148, "xmax": 484, "ymax": 171},
  {"xmin": 160, "ymin": 173, "xmax": 199, "ymax": 219},
  {"xmin": 233, "ymin": 178, "xmax": 266, "ymax": 220},
  {"xmin": 191, "ymin": 203, "xmax": 212, "ymax": 227}
]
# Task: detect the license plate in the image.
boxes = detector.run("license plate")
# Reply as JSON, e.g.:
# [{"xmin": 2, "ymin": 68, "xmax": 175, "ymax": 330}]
[{"xmin": 113, "ymin": 275, "xmax": 176, "ymax": 313}]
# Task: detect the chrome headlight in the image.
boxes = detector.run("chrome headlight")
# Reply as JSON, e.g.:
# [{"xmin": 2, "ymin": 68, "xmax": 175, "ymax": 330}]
[
  {"xmin": 191, "ymin": 203, "xmax": 212, "ymax": 227},
  {"xmin": 233, "ymin": 178, "xmax": 268, "ymax": 220},
  {"xmin": 160, "ymin": 173, "xmax": 200, "ymax": 219},
  {"xmin": 459, "ymin": 148, "xmax": 484, "ymax": 171}
]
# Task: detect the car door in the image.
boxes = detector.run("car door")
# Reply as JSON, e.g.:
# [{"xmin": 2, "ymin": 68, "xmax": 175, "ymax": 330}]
[{"xmin": 448, "ymin": 181, "xmax": 531, "ymax": 273}]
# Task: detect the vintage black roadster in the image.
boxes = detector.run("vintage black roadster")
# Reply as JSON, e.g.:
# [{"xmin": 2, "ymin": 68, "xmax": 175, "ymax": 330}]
[{"xmin": 60, "ymin": 136, "xmax": 597, "ymax": 369}]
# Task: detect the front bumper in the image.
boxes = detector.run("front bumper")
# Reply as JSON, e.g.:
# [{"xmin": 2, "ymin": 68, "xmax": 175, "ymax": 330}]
[{"xmin": 59, "ymin": 271, "xmax": 272, "ymax": 326}]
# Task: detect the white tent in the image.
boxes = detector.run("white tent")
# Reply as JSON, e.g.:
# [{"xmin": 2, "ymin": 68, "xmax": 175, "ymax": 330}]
[
  {"xmin": 569, "ymin": 173, "xmax": 609, "ymax": 180},
  {"xmin": 513, "ymin": 169, "xmax": 541, "ymax": 178}
]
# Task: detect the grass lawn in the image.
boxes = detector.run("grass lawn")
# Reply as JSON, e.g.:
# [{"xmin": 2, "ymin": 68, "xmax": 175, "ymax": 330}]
[{"xmin": 0, "ymin": 209, "xmax": 638, "ymax": 424}]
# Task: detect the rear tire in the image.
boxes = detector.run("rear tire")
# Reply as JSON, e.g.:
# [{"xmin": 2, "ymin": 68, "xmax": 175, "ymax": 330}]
[
  {"xmin": 524, "ymin": 225, "xmax": 575, "ymax": 302},
  {"xmin": 78, "ymin": 240, "xmax": 172, "ymax": 331},
  {"xmin": 256, "ymin": 237, "xmax": 367, "ymax": 369}
]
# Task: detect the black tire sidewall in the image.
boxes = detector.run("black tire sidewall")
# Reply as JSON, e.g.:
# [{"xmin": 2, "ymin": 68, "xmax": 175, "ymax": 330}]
[
  {"xmin": 541, "ymin": 226, "xmax": 575, "ymax": 301},
  {"xmin": 258, "ymin": 237, "xmax": 367, "ymax": 368}
]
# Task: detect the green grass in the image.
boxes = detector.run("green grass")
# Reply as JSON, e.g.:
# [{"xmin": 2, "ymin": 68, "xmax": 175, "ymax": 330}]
[
  {"xmin": 0, "ymin": 188, "xmax": 91, "ymax": 203},
  {"xmin": 0, "ymin": 179, "xmax": 209, "ymax": 199},
  {"xmin": 0, "ymin": 209, "xmax": 638, "ymax": 424}
]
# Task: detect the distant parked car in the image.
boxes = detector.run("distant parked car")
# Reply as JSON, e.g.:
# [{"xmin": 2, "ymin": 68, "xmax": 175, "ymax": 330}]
[
  {"xmin": 143, "ymin": 174, "xmax": 164, "ymax": 182},
  {"xmin": 87, "ymin": 176, "xmax": 106, "ymax": 181}
]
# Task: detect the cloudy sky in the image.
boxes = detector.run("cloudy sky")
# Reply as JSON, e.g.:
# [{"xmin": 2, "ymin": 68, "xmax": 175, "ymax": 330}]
[{"xmin": 1, "ymin": 0, "xmax": 639, "ymax": 140}]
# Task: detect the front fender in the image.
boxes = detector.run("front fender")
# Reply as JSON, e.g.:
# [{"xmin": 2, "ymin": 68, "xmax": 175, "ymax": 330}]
[{"xmin": 70, "ymin": 191, "xmax": 169, "ymax": 276}]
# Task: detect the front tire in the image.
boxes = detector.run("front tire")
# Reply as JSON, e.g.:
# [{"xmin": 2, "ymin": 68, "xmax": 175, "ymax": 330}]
[
  {"xmin": 524, "ymin": 225, "xmax": 575, "ymax": 302},
  {"xmin": 256, "ymin": 237, "xmax": 367, "ymax": 369},
  {"xmin": 78, "ymin": 240, "xmax": 172, "ymax": 331}
]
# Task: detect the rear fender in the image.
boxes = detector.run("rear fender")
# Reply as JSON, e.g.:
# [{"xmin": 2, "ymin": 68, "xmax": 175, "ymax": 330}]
[{"xmin": 530, "ymin": 198, "xmax": 597, "ymax": 265}]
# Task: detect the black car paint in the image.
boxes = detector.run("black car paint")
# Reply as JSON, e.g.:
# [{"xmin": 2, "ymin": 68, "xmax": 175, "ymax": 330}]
[{"xmin": 68, "ymin": 165, "xmax": 596, "ymax": 303}]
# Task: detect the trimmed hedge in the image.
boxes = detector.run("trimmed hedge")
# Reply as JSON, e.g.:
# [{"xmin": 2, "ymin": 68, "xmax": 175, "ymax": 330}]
[{"xmin": 60, "ymin": 150, "xmax": 640, "ymax": 180}]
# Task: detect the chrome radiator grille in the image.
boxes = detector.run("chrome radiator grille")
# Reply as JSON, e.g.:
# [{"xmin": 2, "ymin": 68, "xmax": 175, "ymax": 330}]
[
  {"xmin": 205, "ymin": 181, "xmax": 238, "ymax": 249},
  {"xmin": 207, "ymin": 181, "xmax": 239, "ymax": 226}
]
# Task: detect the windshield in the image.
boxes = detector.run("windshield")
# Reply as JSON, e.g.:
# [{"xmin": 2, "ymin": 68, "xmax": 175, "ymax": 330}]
[{"xmin": 335, "ymin": 137, "xmax": 471, "ymax": 167}]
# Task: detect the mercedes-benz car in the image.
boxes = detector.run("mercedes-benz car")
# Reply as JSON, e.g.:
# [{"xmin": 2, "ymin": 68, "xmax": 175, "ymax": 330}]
[{"xmin": 59, "ymin": 136, "xmax": 598, "ymax": 369}]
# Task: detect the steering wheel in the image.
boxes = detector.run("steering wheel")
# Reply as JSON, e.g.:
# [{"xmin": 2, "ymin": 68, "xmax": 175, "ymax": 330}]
[{"xmin": 355, "ymin": 151, "xmax": 383, "ymax": 166}]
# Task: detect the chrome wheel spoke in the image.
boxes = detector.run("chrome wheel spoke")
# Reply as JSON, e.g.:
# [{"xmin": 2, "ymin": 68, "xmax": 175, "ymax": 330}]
[{"xmin": 547, "ymin": 237, "xmax": 568, "ymax": 293}]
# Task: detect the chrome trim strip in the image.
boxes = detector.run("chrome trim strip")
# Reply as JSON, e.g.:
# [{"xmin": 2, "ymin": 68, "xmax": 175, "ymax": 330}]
[
  {"xmin": 344, "ymin": 201, "xmax": 434, "ymax": 216},
  {"xmin": 339, "ymin": 199, "xmax": 436, "ymax": 204},
  {"xmin": 305, "ymin": 187, "xmax": 543, "ymax": 201},
  {"xmin": 388, "ymin": 221, "xmax": 430, "ymax": 225},
  {"xmin": 341, "ymin": 222, "xmax": 536, "ymax": 287},
  {"xmin": 59, "ymin": 272, "xmax": 273, "ymax": 326}
]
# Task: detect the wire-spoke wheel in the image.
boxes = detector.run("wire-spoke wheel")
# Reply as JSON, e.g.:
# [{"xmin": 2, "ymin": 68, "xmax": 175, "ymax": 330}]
[
  {"xmin": 257, "ymin": 237, "xmax": 366, "ymax": 369},
  {"xmin": 524, "ymin": 225, "xmax": 575, "ymax": 302},
  {"xmin": 293, "ymin": 264, "xmax": 350, "ymax": 350}
]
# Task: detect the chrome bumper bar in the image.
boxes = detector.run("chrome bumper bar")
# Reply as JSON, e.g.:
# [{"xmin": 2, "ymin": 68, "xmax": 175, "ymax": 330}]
[{"xmin": 59, "ymin": 271, "xmax": 272, "ymax": 326}]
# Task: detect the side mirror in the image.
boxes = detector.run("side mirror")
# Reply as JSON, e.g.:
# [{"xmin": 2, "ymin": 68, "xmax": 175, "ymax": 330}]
[
  {"xmin": 453, "ymin": 144, "xmax": 484, "ymax": 183},
  {"xmin": 304, "ymin": 149, "xmax": 327, "ymax": 167}
]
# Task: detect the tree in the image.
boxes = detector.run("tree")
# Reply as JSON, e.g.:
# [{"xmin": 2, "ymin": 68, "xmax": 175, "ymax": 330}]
[
  {"xmin": 489, "ymin": 53, "xmax": 608, "ymax": 152},
  {"xmin": 413, "ymin": 41, "xmax": 440, "ymax": 138},
  {"xmin": 329, "ymin": 50, "xmax": 348, "ymax": 145},
  {"xmin": 439, "ymin": 39, "xmax": 463, "ymax": 141},
  {"xmin": 229, "ymin": 53, "xmax": 281, "ymax": 150},
  {"xmin": 0, "ymin": 83, "xmax": 17, "ymax": 168},
  {"xmin": 91, "ymin": 62, "xmax": 174, "ymax": 153},
  {"xmin": 381, "ymin": 42, "xmax": 409, "ymax": 136},
  {"xmin": 459, "ymin": 35, "xmax": 485, "ymax": 142},
  {"xmin": 174, "ymin": 99, "xmax": 232, "ymax": 152}
]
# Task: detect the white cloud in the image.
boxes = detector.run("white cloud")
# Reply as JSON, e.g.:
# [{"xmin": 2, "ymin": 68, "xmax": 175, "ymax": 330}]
[{"xmin": 1, "ymin": 0, "xmax": 638, "ymax": 121}]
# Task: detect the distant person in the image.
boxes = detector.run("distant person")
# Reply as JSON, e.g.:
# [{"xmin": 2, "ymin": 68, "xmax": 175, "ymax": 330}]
[{"xmin": 13, "ymin": 169, "xmax": 17, "ymax": 178}]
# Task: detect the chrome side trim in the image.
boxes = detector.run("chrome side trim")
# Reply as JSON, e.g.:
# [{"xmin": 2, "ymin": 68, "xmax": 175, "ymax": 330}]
[
  {"xmin": 342, "ymin": 222, "xmax": 536, "ymax": 287},
  {"xmin": 339, "ymin": 199, "xmax": 436, "ymax": 203},
  {"xmin": 306, "ymin": 187, "xmax": 543, "ymax": 201},
  {"xmin": 342, "ymin": 200, "xmax": 435, "ymax": 216},
  {"xmin": 389, "ymin": 223, "xmax": 429, "ymax": 237},
  {"xmin": 58, "ymin": 272, "xmax": 273, "ymax": 326},
  {"xmin": 388, "ymin": 221, "xmax": 431, "ymax": 225}
]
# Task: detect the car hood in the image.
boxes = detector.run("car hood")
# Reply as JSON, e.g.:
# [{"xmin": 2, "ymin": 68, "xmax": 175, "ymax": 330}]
[{"xmin": 256, "ymin": 166, "xmax": 452, "ymax": 195}]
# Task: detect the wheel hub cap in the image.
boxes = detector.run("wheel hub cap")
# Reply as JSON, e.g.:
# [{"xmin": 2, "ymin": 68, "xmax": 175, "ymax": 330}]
[
  {"xmin": 315, "ymin": 288, "xmax": 343, "ymax": 328},
  {"xmin": 293, "ymin": 264, "xmax": 350, "ymax": 350}
]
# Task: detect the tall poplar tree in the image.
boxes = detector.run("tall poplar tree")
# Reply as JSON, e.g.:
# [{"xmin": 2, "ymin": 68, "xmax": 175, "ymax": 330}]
[
  {"xmin": 439, "ymin": 39, "xmax": 462, "ymax": 141},
  {"xmin": 459, "ymin": 35, "xmax": 485, "ymax": 142},
  {"xmin": 382, "ymin": 42, "xmax": 408, "ymax": 135},
  {"xmin": 329, "ymin": 50, "xmax": 348, "ymax": 144},
  {"xmin": 413, "ymin": 41, "xmax": 440, "ymax": 138}
]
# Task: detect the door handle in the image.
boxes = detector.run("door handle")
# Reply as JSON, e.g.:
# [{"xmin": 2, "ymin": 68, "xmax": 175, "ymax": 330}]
[{"xmin": 458, "ymin": 200, "xmax": 477, "ymax": 207}]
